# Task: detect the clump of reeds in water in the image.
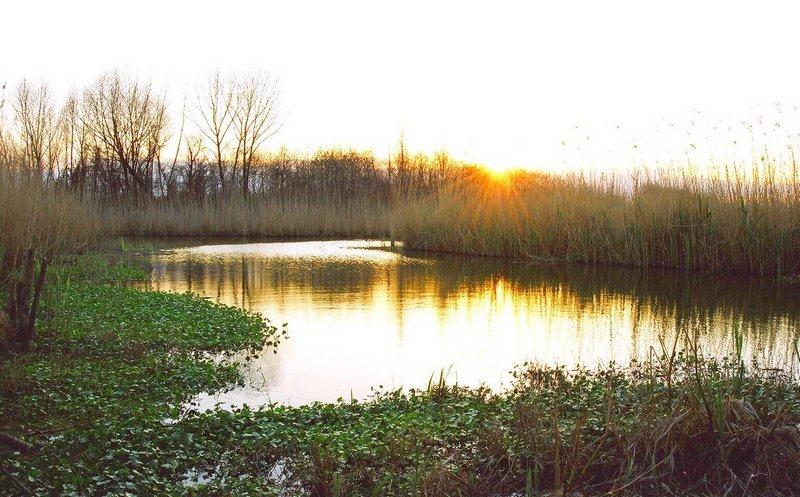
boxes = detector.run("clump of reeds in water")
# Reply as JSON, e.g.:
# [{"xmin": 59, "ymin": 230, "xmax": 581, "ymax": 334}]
[{"xmin": 397, "ymin": 163, "xmax": 800, "ymax": 275}]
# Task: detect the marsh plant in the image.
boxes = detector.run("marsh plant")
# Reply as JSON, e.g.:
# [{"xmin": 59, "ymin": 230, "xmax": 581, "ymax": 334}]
[
  {"xmin": 399, "ymin": 166, "xmax": 800, "ymax": 275},
  {"xmin": 4, "ymin": 73, "xmax": 800, "ymax": 275},
  {"xmin": 0, "ymin": 166, "xmax": 97, "ymax": 352},
  {"xmin": 2, "ymin": 262, "xmax": 799, "ymax": 497}
]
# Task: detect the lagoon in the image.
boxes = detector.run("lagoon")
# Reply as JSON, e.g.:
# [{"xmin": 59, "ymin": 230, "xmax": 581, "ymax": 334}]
[{"xmin": 140, "ymin": 239, "xmax": 800, "ymax": 407}]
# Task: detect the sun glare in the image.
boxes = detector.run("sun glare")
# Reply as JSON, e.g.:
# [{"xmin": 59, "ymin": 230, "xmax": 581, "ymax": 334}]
[
  {"xmin": 7, "ymin": 1, "xmax": 800, "ymax": 494},
  {"xmin": 5, "ymin": 1, "xmax": 800, "ymax": 173},
  {"xmin": 482, "ymin": 163, "xmax": 515, "ymax": 180}
]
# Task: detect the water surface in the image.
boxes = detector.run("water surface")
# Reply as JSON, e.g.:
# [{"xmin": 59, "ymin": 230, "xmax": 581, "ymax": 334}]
[{"xmin": 141, "ymin": 239, "xmax": 800, "ymax": 407}]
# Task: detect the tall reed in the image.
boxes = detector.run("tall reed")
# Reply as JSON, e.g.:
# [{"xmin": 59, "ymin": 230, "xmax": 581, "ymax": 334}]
[
  {"xmin": 100, "ymin": 196, "xmax": 390, "ymax": 238},
  {"xmin": 397, "ymin": 166, "xmax": 800, "ymax": 275},
  {"xmin": 0, "ymin": 170, "xmax": 98, "ymax": 264},
  {"xmin": 0, "ymin": 163, "xmax": 98, "ymax": 350}
]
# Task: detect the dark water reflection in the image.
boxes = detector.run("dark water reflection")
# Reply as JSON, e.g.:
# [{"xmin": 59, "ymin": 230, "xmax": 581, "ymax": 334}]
[{"xmin": 140, "ymin": 239, "xmax": 800, "ymax": 406}]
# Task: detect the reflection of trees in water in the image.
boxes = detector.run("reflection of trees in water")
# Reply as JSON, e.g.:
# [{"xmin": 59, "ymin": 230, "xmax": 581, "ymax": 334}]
[
  {"xmin": 147, "ymin": 254, "xmax": 390, "ymax": 310},
  {"xmin": 145, "ymin": 250, "xmax": 800, "ymax": 365},
  {"xmin": 432, "ymin": 256, "xmax": 800, "ymax": 364}
]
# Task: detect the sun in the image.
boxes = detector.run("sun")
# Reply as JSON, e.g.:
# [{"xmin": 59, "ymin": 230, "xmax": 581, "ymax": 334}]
[{"xmin": 481, "ymin": 162, "xmax": 517, "ymax": 181}]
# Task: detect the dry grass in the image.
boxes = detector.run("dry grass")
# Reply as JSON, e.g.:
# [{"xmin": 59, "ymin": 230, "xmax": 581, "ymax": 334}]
[
  {"xmin": 4, "ymin": 131, "xmax": 800, "ymax": 277},
  {"xmin": 0, "ymin": 168, "xmax": 98, "ymax": 265},
  {"xmin": 398, "ymin": 167, "xmax": 800, "ymax": 275},
  {"xmin": 93, "ymin": 161, "xmax": 800, "ymax": 276},
  {"xmin": 99, "ymin": 196, "xmax": 390, "ymax": 238},
  {"xmin": 0, "ymin": 309, "xmax": 10, "ymax": 351},
  {"xmin": 0, "ymin": 162, "xmax": 98, "ymax": 351}
]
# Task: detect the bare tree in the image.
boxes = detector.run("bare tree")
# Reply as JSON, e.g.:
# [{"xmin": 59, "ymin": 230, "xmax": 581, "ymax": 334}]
[
  {"xmin": 60, "ymin": 93, "xmax": 92, "ymax": 193},
  {"xmin": 13, "ymin": 80, "xmax": 62, "ymax": 179},
  {"xmin": 156, "ymin": 101, "xmax": 186, "ymax": 198},
  {"xmin": 194, "ymin": 72, "xmax": 280, "ymax": 196},
  {"xmin": 0, "ymin": 83, "xmax": 15, "ymax": 165},
  {"xmin": 183, "ymin": 135, "xmax": 209, "ymax": 199},
  {"xmin": 194, "ymin": 72, "xmax": 235, "ymax": 191},
  {"xmin": 231, "ymin": 73, "xmax": 280, "ymax": 196},
  {"xmin": 80, "ymin": 73, "xmax": 169, "ymax": 196}
]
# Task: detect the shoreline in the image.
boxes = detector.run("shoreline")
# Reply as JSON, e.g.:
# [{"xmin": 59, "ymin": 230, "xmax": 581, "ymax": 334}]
[{"xmin": 1, "ymin": 254, "xmax": 799, "ymax": 495}]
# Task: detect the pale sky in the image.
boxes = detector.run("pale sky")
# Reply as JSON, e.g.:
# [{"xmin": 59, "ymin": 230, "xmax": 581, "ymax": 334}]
[{"xmin": 3, "ymin": 0, "xmax": 800, "ymax": 172}]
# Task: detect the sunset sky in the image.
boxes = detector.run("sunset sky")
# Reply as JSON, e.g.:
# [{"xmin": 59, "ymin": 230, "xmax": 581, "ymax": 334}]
[{"xmin": 3, "ymin": 0, "xmax": 800, "ymax": 172}]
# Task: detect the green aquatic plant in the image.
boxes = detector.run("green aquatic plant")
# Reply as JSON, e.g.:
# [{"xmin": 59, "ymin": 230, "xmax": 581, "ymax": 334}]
[
  {"xmin": 1, "ymin": 256, "xmax": 799, "ymax": 496},
  {"xmin": 0, "ymin": 256, "xmax": 284, "ymax": 495}
]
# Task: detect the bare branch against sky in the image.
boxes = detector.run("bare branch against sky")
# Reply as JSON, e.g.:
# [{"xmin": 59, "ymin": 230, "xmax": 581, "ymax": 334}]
[{"xmin": 2, "ymin": 1, "xmax": 800, "ymax": 171}]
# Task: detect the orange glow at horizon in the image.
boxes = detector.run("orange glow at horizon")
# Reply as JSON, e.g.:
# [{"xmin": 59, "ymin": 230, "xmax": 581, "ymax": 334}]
[{"xmin": 3, "ymin": 1, "xmax": 800, "ymax": 175}]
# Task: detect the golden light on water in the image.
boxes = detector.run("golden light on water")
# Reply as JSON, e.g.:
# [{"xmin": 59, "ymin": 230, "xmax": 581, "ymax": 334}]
[{"xmin": 144, "ymin": 240, "xmax": 800, "ymax": 407}]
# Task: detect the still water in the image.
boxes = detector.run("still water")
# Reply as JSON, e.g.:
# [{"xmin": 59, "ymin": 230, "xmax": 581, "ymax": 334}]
[{"xmin": 142, "ymin": 239, "xmax": 800, "ymax": 407}]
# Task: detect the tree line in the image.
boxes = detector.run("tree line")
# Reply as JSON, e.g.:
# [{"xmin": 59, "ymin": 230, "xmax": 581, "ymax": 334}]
[{"xmin": 0, "ymin": 72, "xmax": 468, "ymax": 203}]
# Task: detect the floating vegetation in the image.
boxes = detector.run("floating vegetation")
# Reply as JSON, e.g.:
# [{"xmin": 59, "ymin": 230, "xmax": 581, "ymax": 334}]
[{"xmin": 2, "ymin": 257, "xmax": 799, "ymax": 495}]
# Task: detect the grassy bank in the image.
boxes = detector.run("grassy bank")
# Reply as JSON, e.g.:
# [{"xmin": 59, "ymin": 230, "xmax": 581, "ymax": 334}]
[
  {"xmin": 0, "ymin": 256, "xmax": 283, "ymax": 495},
  {"xmin": 2, "ymin": 255, "xmax": 800, "ymax": 496}
]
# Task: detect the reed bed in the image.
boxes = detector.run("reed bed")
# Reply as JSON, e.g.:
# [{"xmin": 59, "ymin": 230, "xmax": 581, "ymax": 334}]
[
  {"xmin": 5, "ymin": 155, "xmax": 800, "ymax": 276},
  {"xmin": 100, "ymin": 196, "xmax": 391, "ymax": 238},
  {"xmin": 0, "ymin": 170, "xmax": 98, "ymax": 263},
  {"xmin": 0, "ymin": 165, "xmax": 98, "ymax": 351},
  {"xmin": 81, "ymin": 162, "xmax": 800, "ymax": 276},
  {"xmin": 5, "ymin": 73, "xmax": 800, "ymax": 274},
  {"xmin": 398, "ymin": 167, "xmax": 800, "ymax": 275}
]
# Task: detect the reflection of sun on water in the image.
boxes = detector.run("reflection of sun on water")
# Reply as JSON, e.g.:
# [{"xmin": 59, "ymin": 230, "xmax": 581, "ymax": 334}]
[{"xmin": 145, "ymin": 240, "xmax": 800, "ymax": 407}]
